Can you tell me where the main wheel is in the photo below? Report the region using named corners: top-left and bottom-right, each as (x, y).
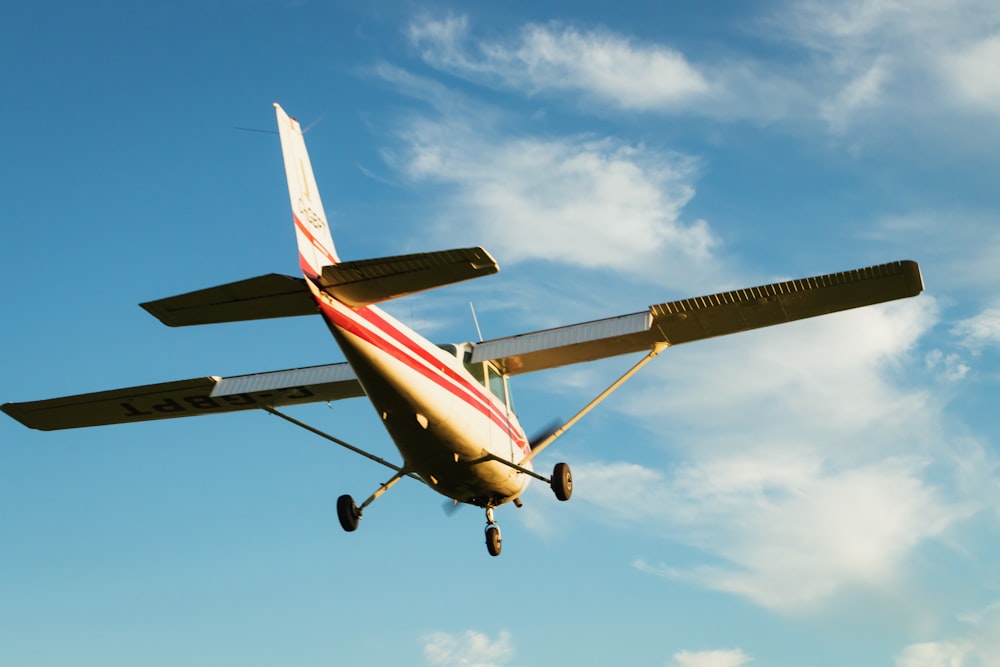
top-left (336, 494), bottom-right (361, 532)
top-left (551, 462), bottom-right (573, 501)
top-left (485, 525), bottom-right (502, 557)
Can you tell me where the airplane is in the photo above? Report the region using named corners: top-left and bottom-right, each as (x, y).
top-left (2, 103), bottom-right (926, 556)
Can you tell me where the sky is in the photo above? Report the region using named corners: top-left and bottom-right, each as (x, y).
top-left (2, 1), bottom-right (999, 665)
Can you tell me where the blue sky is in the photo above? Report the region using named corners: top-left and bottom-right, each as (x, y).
top-left (2, 1), bottom-right (999, 665)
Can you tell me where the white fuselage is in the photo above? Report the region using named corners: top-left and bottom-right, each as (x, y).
top-left (310, 283), bottom-right (532, 507)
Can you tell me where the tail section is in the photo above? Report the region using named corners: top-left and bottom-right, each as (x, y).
top-left (274, 103), bottom-right (339, 278)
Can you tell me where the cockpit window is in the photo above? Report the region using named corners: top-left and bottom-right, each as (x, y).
top-left (487, 363), bottom-right (506, 405)
top-left (462, 350), bottom-right (507, 406)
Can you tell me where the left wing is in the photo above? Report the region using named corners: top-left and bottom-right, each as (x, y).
top-left (472, 260), bottom-right (924, 375)
top-left (2, 363), bottom-right (363, 431)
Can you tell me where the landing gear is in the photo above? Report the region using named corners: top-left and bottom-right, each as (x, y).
top-left (485, 506), bottom-right (502, 557)
top-left (485, 525), bottom-right (502, 556)
top-left (551, 462), bottom-right (573, 501)
top-left (337, 494), bottom-right (361, 532)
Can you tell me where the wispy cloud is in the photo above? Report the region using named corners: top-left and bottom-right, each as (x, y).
top-left (765, 0), bottom-right (1000, 126)
top-left (941, 35), bottom-right (1000, 116)
top-left (895, 640), bottom-right (972, 667)
top-left (555, 301), bottom-right (984, 612)
top-left (423, 630), bottom-right (514, 667)
top-left (619, 452), bottom-right (967, 612)
top-left (671, 648), bottom-right (752, 667)
top-left (896, 601), bottom-right (1000, 666)
top-left (378, 103), bottom-right (717, 282)
top-left (405, 6), bottom-right (1000, 135)
top-left (953, 305), bottom-right (1000, 354)
top-left (408, 15), bottom-right (711, 112)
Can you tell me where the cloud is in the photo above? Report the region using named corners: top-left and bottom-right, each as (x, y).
top-left (896, 602), bottom-right (1000, 666)
top-left (557, 299), bottom-right (983, 612)
top-left (625, 300), bottom-right (937, 450)
top-left (819, 55), bottom-right (890, 133)
top-left (404, 7), bottom-right (1000, 136)
top-left (941, 35), bottom-right (1000, 116)
top-left (895, 641), bottom-right (971, 667)
top-left (671, 648), bottom-right (752, 667)
top-left (766, 0), bottom-right (1000, 125)
top-left (384, 113), bottom-right (716, 280)
top-left (953, 305), bottom-right (1000, 354)
top-left (423, 630), bottom-right (514, 667)
top-left (408, 16), bottom-right (711, 111)
top-left (620, 453), bottom-right (967, 612)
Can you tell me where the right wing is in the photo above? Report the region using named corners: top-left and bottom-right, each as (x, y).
top-left (2, 363), bottom-right (364, 431)
top-left (472, 260), bottom-right (924, 375)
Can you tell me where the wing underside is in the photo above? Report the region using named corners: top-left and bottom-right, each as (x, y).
top-left (2, 363), bottom-right (364, 431)
top-left (5, 260), bottom-right (923, 430)
top-left (472, 260), bottom-right (924, 374)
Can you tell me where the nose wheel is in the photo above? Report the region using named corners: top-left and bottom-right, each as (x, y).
top-left (485, 507), bottom-right (502, 557)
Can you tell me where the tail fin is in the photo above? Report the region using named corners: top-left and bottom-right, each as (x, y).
top-left (274, 103), bottom-right (339, 278)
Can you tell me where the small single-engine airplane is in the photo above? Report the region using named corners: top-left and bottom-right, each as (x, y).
top-left (3, 104), bottom-right (925, 556)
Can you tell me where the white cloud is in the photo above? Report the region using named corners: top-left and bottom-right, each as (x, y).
top-left (896, 641), bottom-right (971, 667)
top-left (556, 299), bottom-right (984, 612)
top-left (404, 7), bottom-right (1000, 135)
top-left (423, 630), bottom-right (513, 667)
top-left (625, 300), bottom-right (937, 451)
top-left (941, 35), bottom-right (1000, 116)
top-left (386, 115), bottom-right (716, 280)
top-left (409, 16), bottom-right (710, 111)
top-left (896, 603), bottom-right (1000, 666)
top-left (953, 305), bottom-right (1000, 354)
top-left (671, 648), bottom-right (752, 667)
top-left (925, 349), bottom-right (970, 382)
top-left (820, 55), bottom-right (890, 132)
top-left (767, 0), bottom-right (1000, 125)
top-left (619, 453), bottom-right (966, 612)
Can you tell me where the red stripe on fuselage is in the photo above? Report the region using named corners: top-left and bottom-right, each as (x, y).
top-left (315, 293), bottom-right (530, 454)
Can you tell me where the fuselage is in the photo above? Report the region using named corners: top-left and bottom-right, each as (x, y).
top-left (308, 281), bottom-right (532, 507)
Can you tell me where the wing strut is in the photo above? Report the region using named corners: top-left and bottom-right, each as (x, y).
top-left (518, 343), bottom-right (667, 465)
top-left (263, 407), bottom-right (423, 483)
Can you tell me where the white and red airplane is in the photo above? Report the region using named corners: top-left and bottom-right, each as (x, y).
top-left (3, 104), bottom-right (925, 556)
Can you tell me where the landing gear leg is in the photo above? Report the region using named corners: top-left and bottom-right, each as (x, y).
top-left (484, 506), bottom-right (502, 557)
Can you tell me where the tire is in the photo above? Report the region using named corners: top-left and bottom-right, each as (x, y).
top-left (551, 462), bottom-right (573, 501)
top-left (485, 525), bottom-right (502, 557)
top-left (337, 494), bottom-right (361, 532)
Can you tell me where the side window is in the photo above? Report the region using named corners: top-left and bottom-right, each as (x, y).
top-left (487, 364), bottom-right (507, 406)
top-left (463, 351), bottom-right (486, 385)
top-left (463, 351), bottom-right (507, 407)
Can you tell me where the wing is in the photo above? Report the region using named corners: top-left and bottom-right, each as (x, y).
top-left (472, 260), bottom-right (924, 375)
top-left (2, 363), bottom-right (364, 431)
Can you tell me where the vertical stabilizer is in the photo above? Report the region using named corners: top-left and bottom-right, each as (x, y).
top-left (274, 103), bottom-right (339, 278)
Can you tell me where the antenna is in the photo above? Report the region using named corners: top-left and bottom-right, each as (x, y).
top-left (469, 302), bottom-right (484, 343)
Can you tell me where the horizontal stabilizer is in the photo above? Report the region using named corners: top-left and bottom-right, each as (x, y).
top-left (141, 274), bottom-right (316, 327)
top-left (2, 363), bottom-right (363, 431)
top-left (319, 247), bottom-right (498, 307)
top-left (473, 260), bottom-right (924, 374)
